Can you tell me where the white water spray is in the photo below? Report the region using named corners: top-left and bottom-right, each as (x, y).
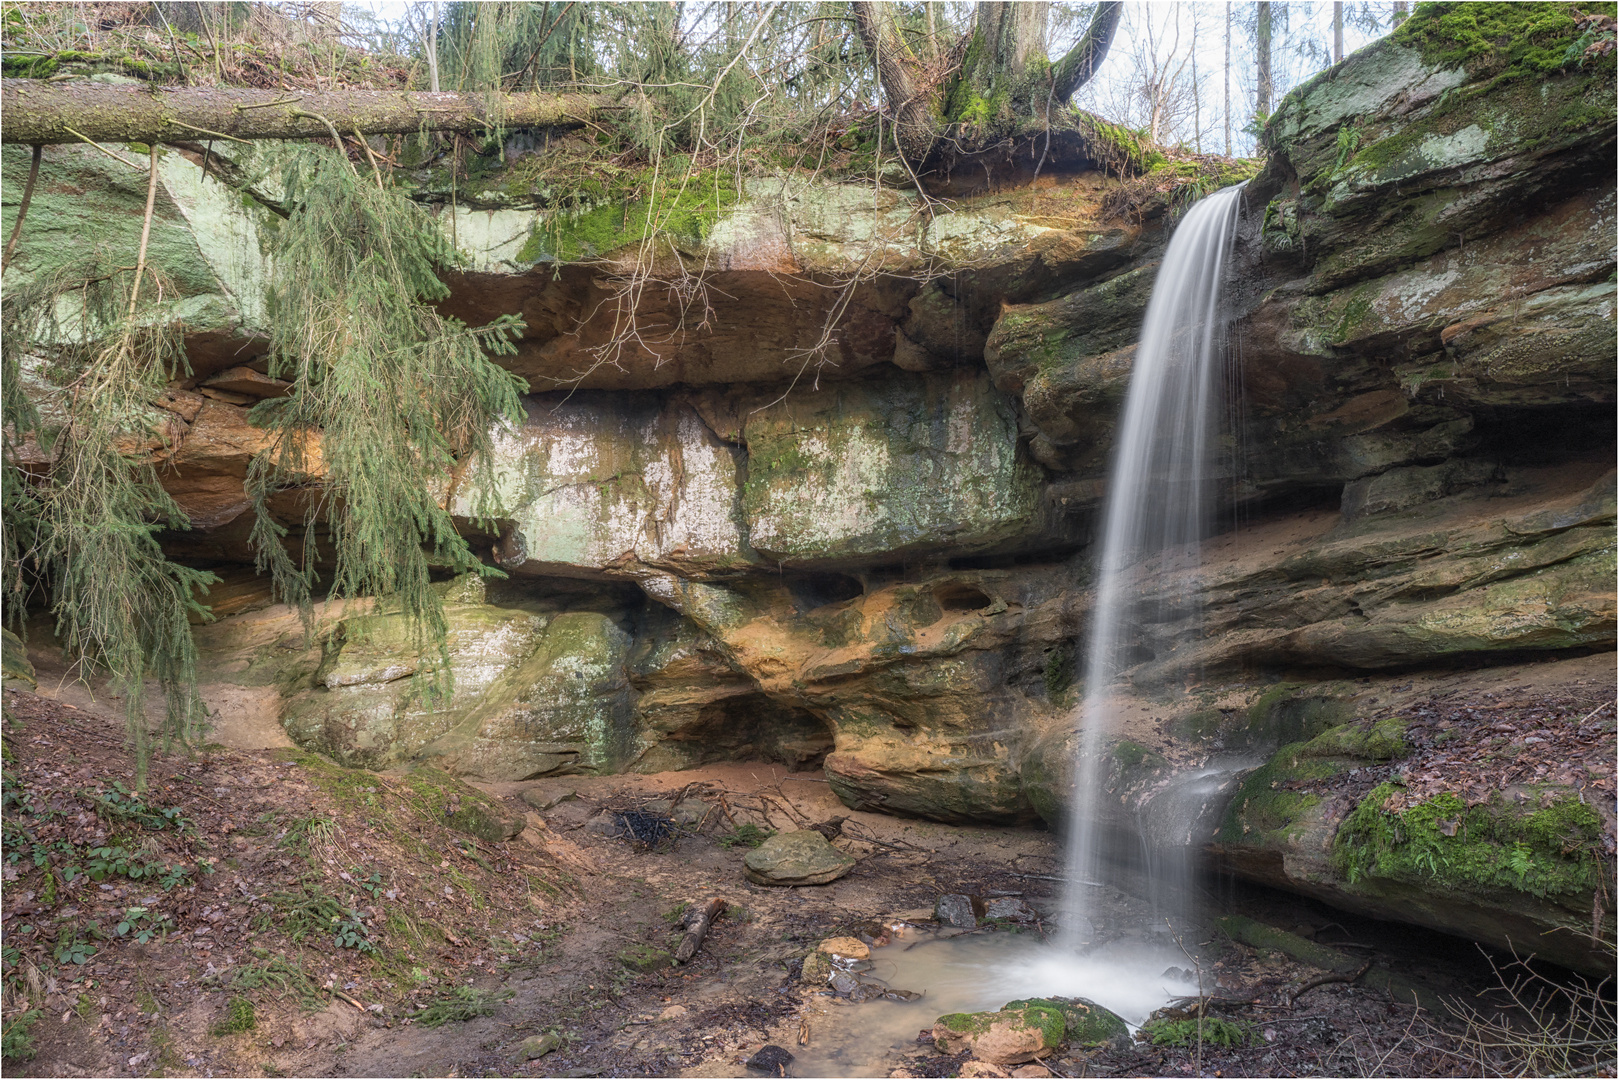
top-left (1060, 184), bottom-right (1246, 950)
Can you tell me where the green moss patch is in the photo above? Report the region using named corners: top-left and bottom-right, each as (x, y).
top-left (1393, 2), bottom-right (1617, 82)
top-left (518, 168), bottom-right (740, 263)
top-left (1333, 782), bottom-right (1608, 900)
top-left (1004, 997), bottom-right (1124, 1046)
top-left (616, 943), bottom-right (674, 973)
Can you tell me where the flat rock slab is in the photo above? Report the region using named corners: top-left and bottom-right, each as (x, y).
top-left (743, 829), bottom-right (856, 886)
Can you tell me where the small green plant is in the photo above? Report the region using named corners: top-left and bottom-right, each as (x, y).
top-left (346, 867), bottom-right (386, 899)
top-left (87, 781), bottom-right (191, 832)
top-left (113, 906), bottom-right (175, 944)
top-left (210, 996), bottom-right (256, 1036)
top-left (1141, 1016), bottom-right (1258, 1049)
top-left (332, 909), bottom-right (378, 954)
top-left (2, 1008), bottom-right (42, 1061)
top-left (717, 824), bottom-right (775, 849)
top-left (406, 986), bottom-right (513, 1028)
top-left (53, 929), bottom-right (98, 966)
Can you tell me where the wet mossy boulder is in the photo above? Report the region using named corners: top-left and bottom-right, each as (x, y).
top-left (932, 1003), bottom-right (1065, 1064)
top-left (1003, 997), bottom-right (1128, 1048)
top-left (1214, 715), bottom-right (1615, 975)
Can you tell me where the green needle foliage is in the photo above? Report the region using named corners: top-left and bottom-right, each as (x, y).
top-left (1, 258), bottom-right (216, 787)
top-left (245, 144), bottom-right (527, 678)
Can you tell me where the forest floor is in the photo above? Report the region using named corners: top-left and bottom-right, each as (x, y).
top-left (1, 657), bottom-right (1612, 1078)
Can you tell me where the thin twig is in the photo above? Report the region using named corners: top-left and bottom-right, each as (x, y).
top-left (164, 119), bottom-right (250, 144)
top-left (61, 127), bottom-right (145, 170)
top-left (2, 144), bottom-right (42, 273)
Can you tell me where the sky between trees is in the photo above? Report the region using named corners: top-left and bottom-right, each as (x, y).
top-left (342, 1), bottom-right (1404, 158)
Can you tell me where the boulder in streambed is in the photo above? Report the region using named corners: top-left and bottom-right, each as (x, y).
top-left (1003, 997), bottom-right (1128, 1048)
top-left (742, 829), bottom-right (855, 886)
top-left (932, 1003), bottom-right (1065, 1064)
top-left (935, 893), bottom-right (978, 927)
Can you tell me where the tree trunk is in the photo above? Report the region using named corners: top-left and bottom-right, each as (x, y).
top-left (852, 0), bottom-right (1121, 182)
top-left (0, 80), bottom-right (605, 145)
top-left (1333, 1), bottom-right (1344, 63)
top-left (428, 0), bottom-right (441, 93)
top-left (1051, 1), bottom-right (1123, 103)
top-left (1392, 2), bottom-right (1409, 26)
top-left (965, 1), bottom-right (1050, 96)
top-left (1255, 1), bottom-right (1273, 117)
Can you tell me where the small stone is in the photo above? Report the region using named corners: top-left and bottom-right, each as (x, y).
top-left (983, 897), bottom-right (1036, 923)
top-left (829, 971), bottom-right (861, 996)
top-left (744, 1044), bottom-right (794, 1076)
top-left (519, 1033), bottom-right (560, 1060)
top-left (521, 787), bottom-right (578, 811)
top-left (656, 1004), bottom-right (688, 1022)
top-left (742, 830), bottom-right (856, 886)
top-left (935, 894), bottom-right (977, 928)
top-left (1010, 1066), bottom-right (1052, 1078)
top-left (816, 936), bottom-right (870, 960)
top-left (960, 1063), bottom-right (1009, 1078)
top-left (800, 950), bottom-right (833, 985)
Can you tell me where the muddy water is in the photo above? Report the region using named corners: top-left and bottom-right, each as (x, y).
top-left (793, 930), bottom-right (1200, 1077)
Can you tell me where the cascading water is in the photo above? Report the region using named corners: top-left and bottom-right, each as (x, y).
top-left (1060, 184), bottom-right (1246, 950)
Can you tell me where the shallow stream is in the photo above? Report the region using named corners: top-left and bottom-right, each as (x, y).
top-left (793, 929), bottom-right (1201, 1077)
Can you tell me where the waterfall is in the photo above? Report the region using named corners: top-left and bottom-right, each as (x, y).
top-left (1060, 184), bottom-right (1245, 950)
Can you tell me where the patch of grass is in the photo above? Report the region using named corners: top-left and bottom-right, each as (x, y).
top-left (277, 814), bottom-right (335, 862)
top-left (406, 986), bottom-right (513, 1028)
top-left (228, 952), bottom-right (322, 1009)
top-left (253, 885), bottom-right (377, 953)
top-left (716, 823), bottom-right (775, 849)
top-left (210, 996), bottom-right (256, 1036)
top-left (1141, 1016), bottom-right (1258, 1049)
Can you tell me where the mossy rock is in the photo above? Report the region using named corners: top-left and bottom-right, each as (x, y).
top-left (1333, 782), bottom-right (1608, 902)
top-left (1, 629), bottom-right (35, 689)
top-left (401, 765), bottom-right (524, 843)
top-left (799, 950), bottom-right (832, 985)
top-left (616, 944), bottom-right (674, 973)
top-left (932, 1005), bottom-right (1065, 1064)
top-left (1003, 997), bottom-right (1126, 1047)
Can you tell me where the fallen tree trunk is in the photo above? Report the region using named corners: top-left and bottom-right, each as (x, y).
top-left (674, 896), bottom-right (726, 964)
top-left (0, 79), bottom-right (609, 145)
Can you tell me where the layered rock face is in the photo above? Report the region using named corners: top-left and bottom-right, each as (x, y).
top-left (4, 12), bottom-right (1613, 969)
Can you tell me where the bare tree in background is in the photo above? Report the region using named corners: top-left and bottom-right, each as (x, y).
top-left (1333, 1), bottom-right (1344, 62)
top-left (1224, 2), bottom-right (1232, 155)
top-left (1255, 0), bottom-right (1272, 116)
